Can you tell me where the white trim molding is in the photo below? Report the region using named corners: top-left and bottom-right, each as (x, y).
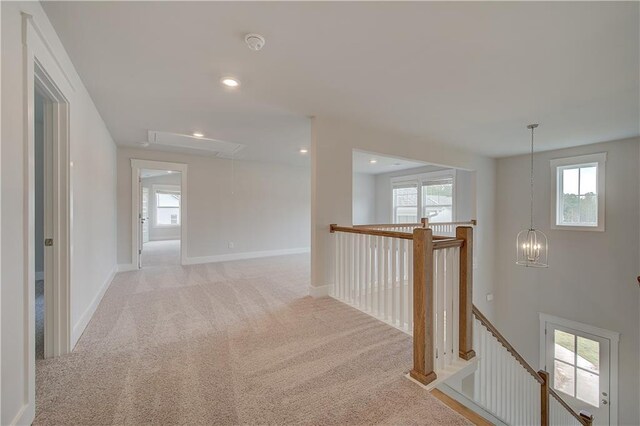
top-left (184, 247), bottom-right (310, 266)
top-left (308, 284), bottom-right (330, 298)
top-left (71, 266), bottom-right (117, 347)
top-left (550, 152), bottom-right (607, 232)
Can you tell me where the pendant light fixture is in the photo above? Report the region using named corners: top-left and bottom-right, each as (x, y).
top-left (516, 124), bottom-right (548, 268)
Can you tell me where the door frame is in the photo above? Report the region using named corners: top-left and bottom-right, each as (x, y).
top-left (539, 313), bottom-right (619, 425)
top-left (21, 11), bottom-right (73, 424)
top-left (130, 159), bottom-right (188, 268)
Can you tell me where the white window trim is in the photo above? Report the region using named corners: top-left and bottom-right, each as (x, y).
top-left (539, 313), bottom-right (619, 425)
top-left (390, 169), bottom-right (456, 223)
top-left (152, 184), bottom-right (181, 228)
top-left (550, 152), bottom-right (606, 232)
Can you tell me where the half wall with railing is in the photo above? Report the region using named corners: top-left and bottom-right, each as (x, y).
top-left (329, 219), bottom-right (592, 426)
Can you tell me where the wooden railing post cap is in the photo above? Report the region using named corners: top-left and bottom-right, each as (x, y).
top-left (329, 224), bottom-right (337, 233)
top-left (579, 411), bottom-right (594, 426)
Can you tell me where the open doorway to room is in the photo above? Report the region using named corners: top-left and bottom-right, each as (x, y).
top-left (140, 169), bottom-right (182, 267)
top-left (131, 160), bottom-right (188, 269)
top-left (352, 150), bottom-right (477, 229)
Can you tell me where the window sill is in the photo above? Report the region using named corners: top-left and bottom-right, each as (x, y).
top-left (551, 224), bottom-right (604, 232)
top-left (153, 224), bottom-right (181, 229)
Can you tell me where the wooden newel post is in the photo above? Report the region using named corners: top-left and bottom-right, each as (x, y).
top-left (420, 217), bottom-right (429, 228)
top-left (539, 370), bottom-right (550, 426)
top-left (456, 226), bottom-right (476, 360)
top-left (410, 227), bottom-right (437, 385)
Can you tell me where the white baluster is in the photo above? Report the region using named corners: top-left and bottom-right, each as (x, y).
top-left (399, 239), bottom-right (405, 331)
top-left (391, 238), bottom-right (398, 326)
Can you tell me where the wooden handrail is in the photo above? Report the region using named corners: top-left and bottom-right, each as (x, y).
top-left (353, 222), bottom-right (423, 229)
top-left (549, 388), bottom-right (593, 426)
top-left (472, 305), bottom-right (544, 384)
top-left (330, 224), bottom-right (414, 240)
top-left (330, 224), bottom-right (456, 241)
top-left (432, 238), bottom-right (464, 249)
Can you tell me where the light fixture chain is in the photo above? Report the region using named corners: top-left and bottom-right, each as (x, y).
top-left (530, 126), bottom-right (534, 229)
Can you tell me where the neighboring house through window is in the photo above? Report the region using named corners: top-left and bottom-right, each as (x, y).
top-left (391, 170), bottom-right (455, 224)
top-left (154, 185), bottom-right (181, 226)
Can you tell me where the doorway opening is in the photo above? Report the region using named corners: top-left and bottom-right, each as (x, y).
top-left (131, 160), bottom-right (188, 269)
top-left (540, 313), bottom-right (619, 426)
top-left (32, 63), bottom-right (72, 362)
top-left (140, 169), bottom-right (182, 267)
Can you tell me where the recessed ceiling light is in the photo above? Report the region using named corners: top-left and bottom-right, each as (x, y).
top-left (299, 148), bottom-right (308, 154)
top-left (167, 171), bottom-right (173, 174)
top-left (221, 77), bottom-right (240, 87)
top-left (369, 159), bottom-right (377, 164)
top-left (192, 132), bottom-right (204, 138)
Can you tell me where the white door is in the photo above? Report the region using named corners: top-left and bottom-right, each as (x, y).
top-left (142, 187), bottom-right (149, 244)
top-left (544, 321), bottom-right (611, 425)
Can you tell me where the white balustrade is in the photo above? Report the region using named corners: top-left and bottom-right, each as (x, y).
top-left (473, 317), bottom-right (541, 426)
top-left (550, 393), bottom-right (586, 426)
top-left (331, 230), bottom-right (461, 374)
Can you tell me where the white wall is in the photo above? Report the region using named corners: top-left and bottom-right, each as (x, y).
top-left (141, 174), bottom-right (182, 241)
top-left (1, 2), bottom-right (118, 423)
top-left (494, 137), bottom-right (640, 425)
top-left (117, 148), bottom-right (310, 265)
top-left (352, 172), bottom-right (376, 225)
top-left (311, 116), bottom-right (496, 314)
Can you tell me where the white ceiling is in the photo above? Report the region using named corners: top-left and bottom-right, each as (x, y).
top-left (353, 150), bottom-right (430, 175)
top-left (140, 169), bottom-right (177, 179)
top-left (42, 2), bottom-right (638, 163)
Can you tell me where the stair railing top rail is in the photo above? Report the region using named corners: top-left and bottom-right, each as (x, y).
top-left (330, 224), bottom-right (464, 248)
top-left (352, 218), bottom-right (477, 230)
top-left (472, 304), bottom-right (591, 426)
top-left (549, 388), bottom-right (594, 426)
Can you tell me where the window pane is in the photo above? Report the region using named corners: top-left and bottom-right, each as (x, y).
top-left (157, 207), bottom-right (180, 225)
top-left (157, 192), bottom-right (180, 207)
top-left (579, 194), bottom-right (597, 225)
top-left (393, 186), bottom-right (417, 223)
top-left (577, 336), bottom-right (599, 373)
top-left (576, 368), bottom-right (599, 407)
top-left (554, 330), bottom-right (575, 364)
top-left (562, 168), bottom-right (579, 195)
top-left (422, 179), bottom-right (453, 223)
top-left (580, 166), bottom-right (597, 195)
top-left (554, 360), bottom-right (575, 397)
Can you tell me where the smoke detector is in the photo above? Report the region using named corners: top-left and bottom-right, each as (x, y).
top-left (245, 33), bottom-right (265, 51)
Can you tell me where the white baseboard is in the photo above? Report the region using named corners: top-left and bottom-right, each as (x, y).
top-left (72, 265), bottom-right (117, 347)
top-left (117, 263), bottom-right (138, 272)
top-left (184, 247), bottom-right (310, 265)
top-left (309, 284), bottom-right (330, 298)
top-left (35, 270), bottom-right (44, 281)
top-left (10, 402), bottom-right (33, 426)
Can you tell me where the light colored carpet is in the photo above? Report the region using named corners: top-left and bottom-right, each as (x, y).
top-left (142, 239), bottom-right (181, 268)
top-left (36, 279), bottom-right (44, 360)
top-left (35, 254), bottom-right (469, 425)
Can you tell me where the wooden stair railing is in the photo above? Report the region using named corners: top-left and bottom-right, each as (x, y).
top-left (472, 305), bottom-right (593, 426)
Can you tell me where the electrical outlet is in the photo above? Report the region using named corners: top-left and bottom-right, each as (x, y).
top-left (228, 242), bottom-right (234, 249)
top-left (486, 293), bottom-right (494, 302)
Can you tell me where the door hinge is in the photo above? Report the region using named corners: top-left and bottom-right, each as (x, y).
top-left (44, 238), bottom-right (53, 247)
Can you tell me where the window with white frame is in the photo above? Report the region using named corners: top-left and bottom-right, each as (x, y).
top-left (392, 170), bottom-right (456, 224)
top-left (421, 176), bottom-right (454, 222)
top-left (392, 183), bottom-right (418, 224)
top-left (551, 153), bottom-right (606, 231)
top-left (155, 186), bottom-right (181, 226)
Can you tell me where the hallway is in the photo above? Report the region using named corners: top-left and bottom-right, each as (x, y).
top-left (142, 239), bottom-right (181, 268)
top-left (34, 254), bottom-right (468, 425)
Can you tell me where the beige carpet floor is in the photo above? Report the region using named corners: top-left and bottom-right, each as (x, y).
top-left (34, 254), bottom-right (470, 425)
top-left (142, 239), bottom-right (181, 268)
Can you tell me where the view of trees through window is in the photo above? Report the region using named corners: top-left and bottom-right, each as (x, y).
top-left (559, 165), bottom-right (597, 226)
